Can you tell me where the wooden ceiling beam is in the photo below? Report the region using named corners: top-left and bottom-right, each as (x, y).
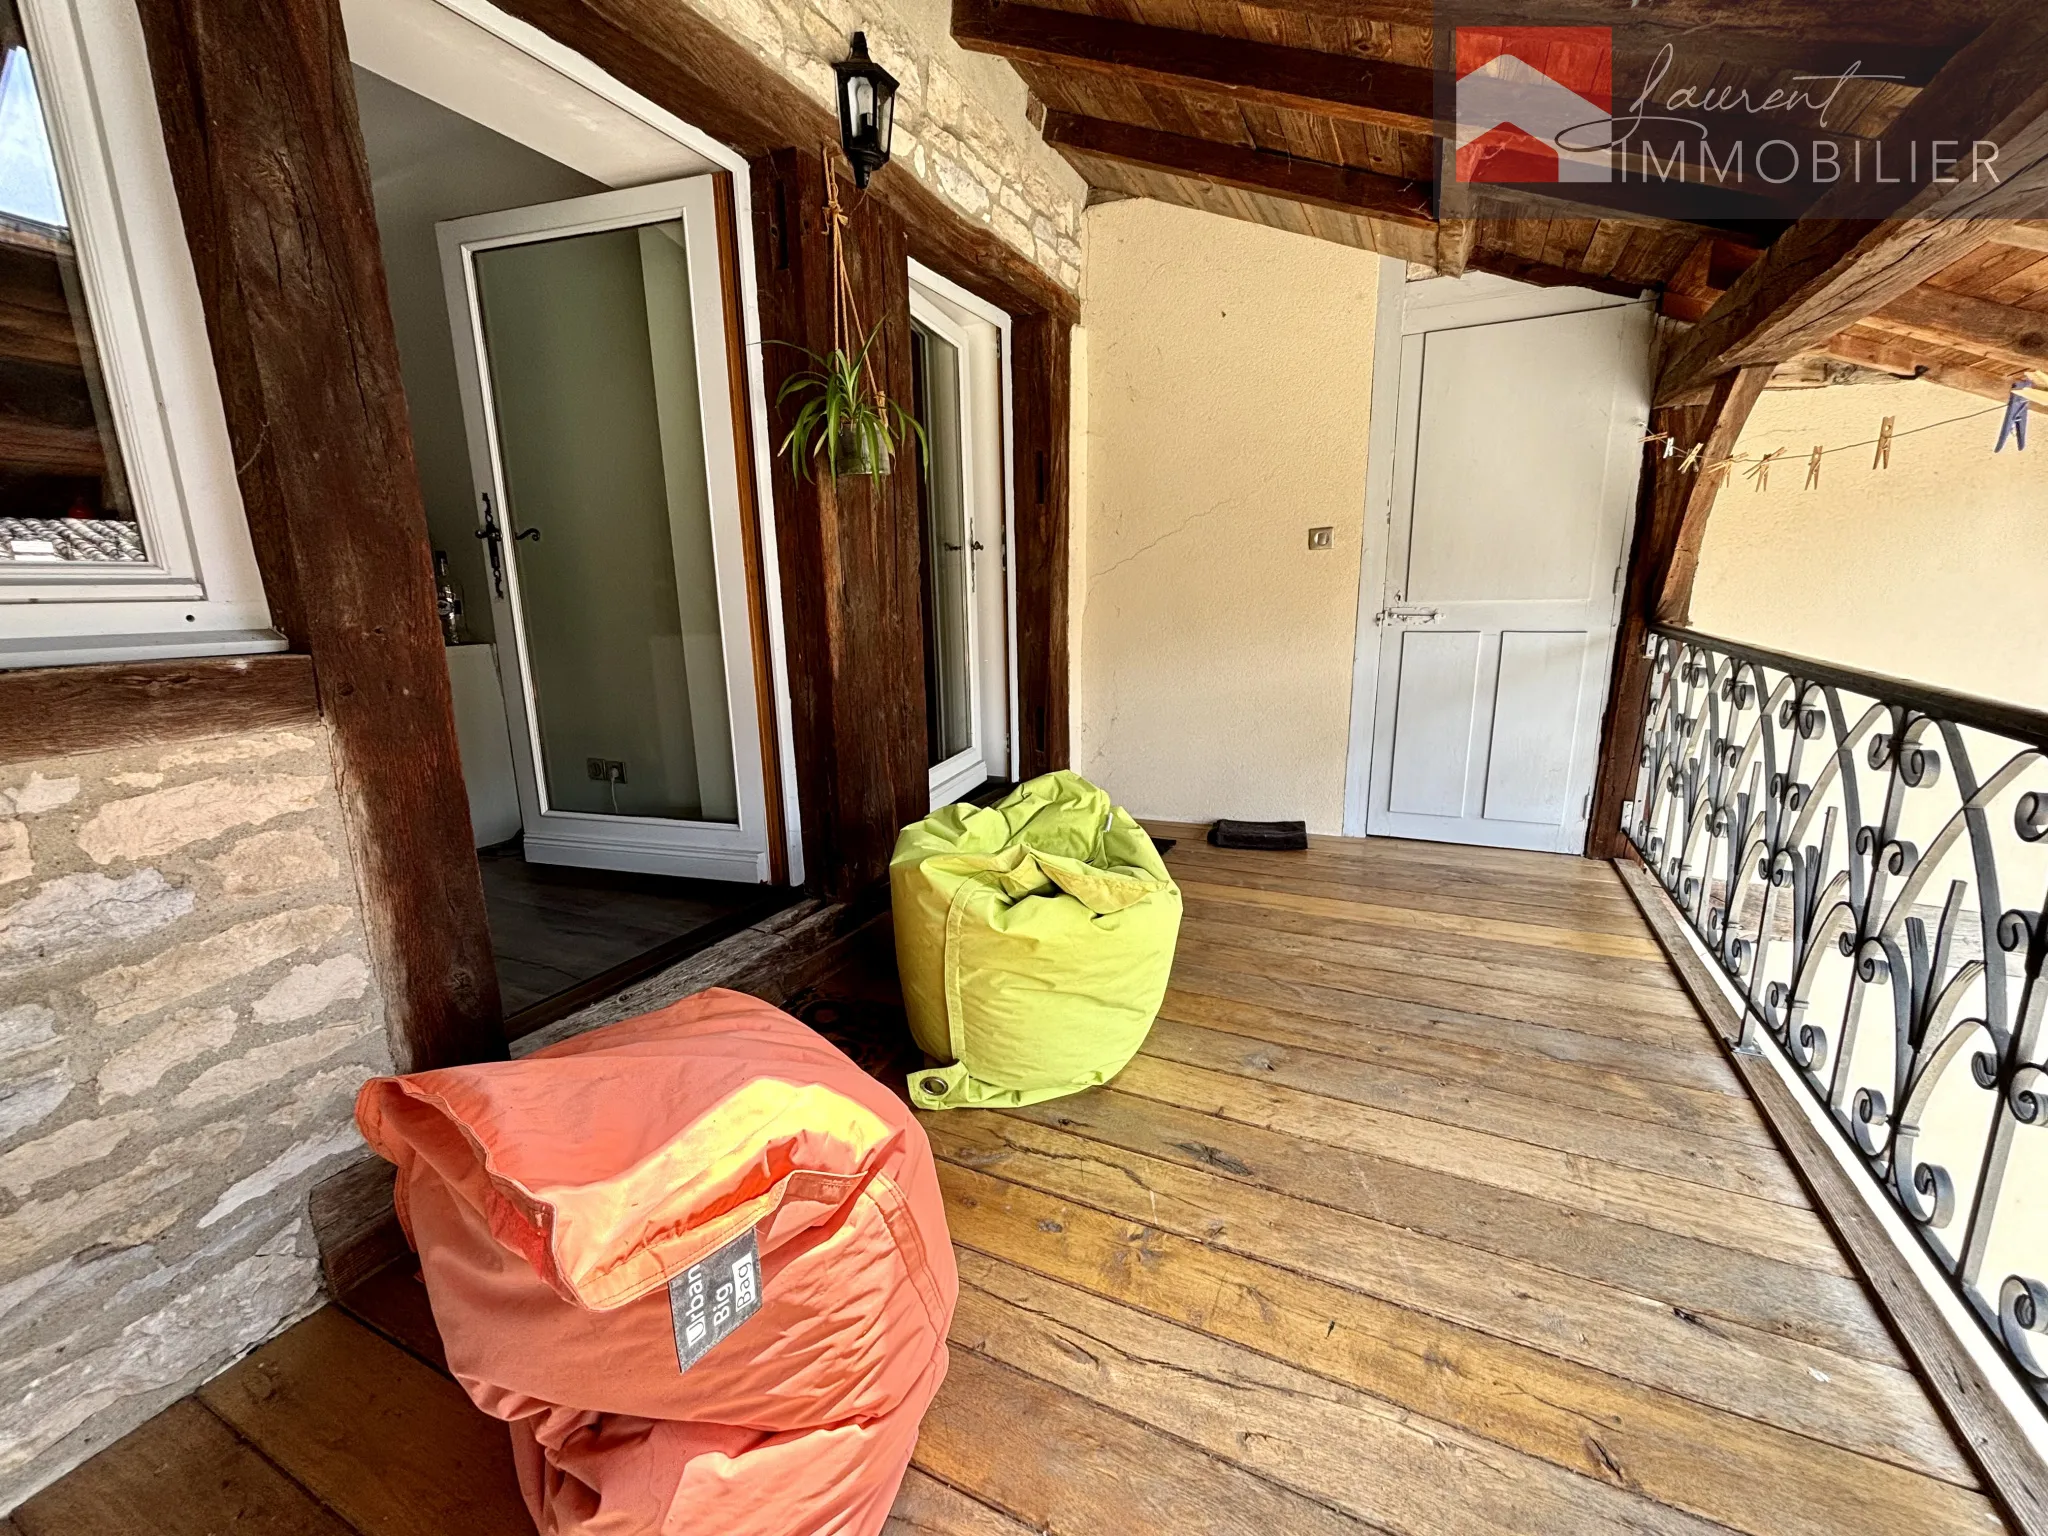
top-left (1654, 2), bottom-right (2048, 405)
top-left (1041, 112), bottom-right (1436, 230)
top-left (952, 1), bottom-right (1434, 136)
top-left (1864, 284), bottom-right (2048, 371)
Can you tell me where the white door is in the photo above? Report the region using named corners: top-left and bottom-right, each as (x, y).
top-left (438, 176), bottom-right (774, 881)
top-left (1364, 297), bottom-right (1652, 853)
top-left (911, 283), bottom-right (1012, 807)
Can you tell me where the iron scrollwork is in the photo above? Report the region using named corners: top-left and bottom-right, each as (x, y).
top-left (1627, 630), bottom-right (2048, 1410)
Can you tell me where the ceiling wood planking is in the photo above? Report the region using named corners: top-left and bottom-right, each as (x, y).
top-left (1864, 284), bottom-right (2048, 371)
top-left (1654, 1), bottom-right (2048, 404)
top-left (1042, 111), bottom-right (1436, 227)
top-left (952, 0), bottom-right (1435, 135)
top-left (1073, 151), bottom-right (1435, 260)
top-left (1815, 324), bottom-right (2036, 402)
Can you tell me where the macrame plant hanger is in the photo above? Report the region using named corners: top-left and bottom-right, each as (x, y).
top-left (823, 154), bottom-right (891, 447)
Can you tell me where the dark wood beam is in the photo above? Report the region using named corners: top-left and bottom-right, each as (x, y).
top-left (1866, 283), bottom-right (2048, 371)
top-left (1656, 365), bottom-right (1773, 625)
top-left (750, 149), bottom-right (929, 899)
top-left (1656, 3), bottom-right (2048, 405)
top-left (953, 0), bottom-right (1432, 137)
top-left (0, 654), bottom-right (317, 764)
top-left (139, 0), bottom-right (504, 1073)
top-left (1042, 111), bottom-right (1435, 230)
top-left (1011, 310), bottom-right (1070, 778)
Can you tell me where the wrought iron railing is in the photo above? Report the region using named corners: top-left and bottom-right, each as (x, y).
top-left (1626, 627), bottom-right (2048, 1410)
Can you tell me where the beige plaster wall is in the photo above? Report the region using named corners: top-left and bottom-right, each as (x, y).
top-left (1693, 378), bottom-right (2048, 711)
top-left (1071, 199), bottom-right (1379, 833)
top-left (688, 0), bottom-right (1086, 288)
top-left (0, 726), bottom-right (393, 1512)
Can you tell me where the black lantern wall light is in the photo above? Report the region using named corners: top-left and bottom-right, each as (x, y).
top-left (833, 32), bottom-right (898, 187)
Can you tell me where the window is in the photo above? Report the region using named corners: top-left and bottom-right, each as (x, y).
top-left (0, 0), bottom-right (278, 666)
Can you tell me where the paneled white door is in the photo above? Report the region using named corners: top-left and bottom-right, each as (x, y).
top-left (1364, 297), bottom-right (1652, 853)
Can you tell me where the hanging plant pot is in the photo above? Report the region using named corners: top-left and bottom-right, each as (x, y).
top-left (830, 427), bottom-right (892, 479)
top-left (774, 321), bottom-right (923, 483)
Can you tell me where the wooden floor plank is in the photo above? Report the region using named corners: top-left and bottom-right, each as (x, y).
top-left (925, 1119), bottom-right (1964, 1483)
top-left (1177, 886), bottom-right (1689, 989)
top-left (1173, 878), bottom-right (1664, 958)
top-left (11, 1398), bottom-right (353, 1536)
top-left (885, 1469), bottom-right (1041, 1534)
top-left (1172, 863), bottom-right (1658, 939)
top-left (1178, 903), bottom-right (1701, 1017)
top-left (1158, 984), bottom-right (1740, 1097)
top-left (911, 1347), bottom-right (1391, 1536)
top-left (1146, 1018), bottom-right (1811, 1204)
top-left (1176, 937), bottom-right (1714, 1049)
top-left (1110, 1052), bottom-right (1853, 1271)
top-left (1170, 953), bottom-right (1708, 1055)
top-left (1161, 964), bottom-right (1772, 1144)
top-left (1173, 847), bottom-right (1655, 927)
top-left (198, 1309), bottom-right (530, 1536)
top-left (934, 1159), bottom-right (2001, 1536)
top-left (1004, 1085), bottom-right (1901, 1362)
top-left (951, 1251), bottom-right (1741, 1536)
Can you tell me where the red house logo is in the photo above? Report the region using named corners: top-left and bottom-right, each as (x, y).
top-left (1454, 28), bottom-right (1612, 183)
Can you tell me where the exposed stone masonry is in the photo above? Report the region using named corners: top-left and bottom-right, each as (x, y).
top-left (0, 725), bottom-right (392, 1511)
top-left (690, 0), bottom-right (1087, 291)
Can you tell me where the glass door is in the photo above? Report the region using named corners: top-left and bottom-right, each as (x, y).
top-left (911, 284), bottom-right (1009, 806)
top-left (438, 176), bottom-right (773, 880)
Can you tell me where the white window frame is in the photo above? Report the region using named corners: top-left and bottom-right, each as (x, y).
top-left (0, 0), bottom-right (280, 667)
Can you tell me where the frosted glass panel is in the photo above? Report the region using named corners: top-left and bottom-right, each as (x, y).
top-left (473, 219), bottom-right (737, 823)
top-left (913, 320), bottom-right (972, 767)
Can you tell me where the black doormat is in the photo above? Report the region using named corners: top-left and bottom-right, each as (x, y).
top-left (1208, 819), bottom-right (1308, 851)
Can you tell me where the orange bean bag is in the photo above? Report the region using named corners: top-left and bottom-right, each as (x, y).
top-left (354, 988), bottom-right (956, 1536)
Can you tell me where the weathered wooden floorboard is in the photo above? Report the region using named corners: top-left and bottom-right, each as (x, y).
top-left (1109, 1051), bottom-right (1851, 1271)
top-left (1002, 1085), bottom-right (1900, 1361)
top-left (948, 1253), bottom-right (1739, 1536)
top-left (198, 1310), bottom-right (530, 1536)
top-left (924, 1120), bottom-right (1965, 1483)
top-left (1145, 1018), bottom-right (1810, 1203)
top-left (910, 1347), bottom-right (1390, 1536)
top-left (932, 1159), bottom-right (2001, 1536)
top-left (10, 1399), bottom-right (353, 1536)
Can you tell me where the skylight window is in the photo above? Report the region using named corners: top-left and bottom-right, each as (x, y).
top-left (0, 40), bottom-right (65, 230)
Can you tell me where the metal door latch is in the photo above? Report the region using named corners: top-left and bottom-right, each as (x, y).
top-left (1375, 604), bottom-right (1443, 626)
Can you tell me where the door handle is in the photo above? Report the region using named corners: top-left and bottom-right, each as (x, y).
top-left (1376, 604), bottom-right (1442, 626)
top-left (476, 492), bottom-right (506, 599)
top-left (514, 527), bottom-right (541, 543)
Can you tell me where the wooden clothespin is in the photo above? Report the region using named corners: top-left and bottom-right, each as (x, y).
top-left (1679, 442), bottom-right (1703, 472)
top-left (1804, 445), bottom-right (1823, 489)
top-left (1745, 448), bottom-right (1781, 491)
top-left (1873, 415), bottom-right (1894, 470)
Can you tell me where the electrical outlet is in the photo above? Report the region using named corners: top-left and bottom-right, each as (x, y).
top-left (586, 758), bottom-right (627, 784)
top-left (1307, 526), bottom-right (1333, 550)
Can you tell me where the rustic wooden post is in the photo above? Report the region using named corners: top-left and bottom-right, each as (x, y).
top-left (137, 0), bottom-right (504, 1069)
top-left (752, 148), bottom-right (930, 898)
top-left (1011, 312), bottom-right (1072, 779)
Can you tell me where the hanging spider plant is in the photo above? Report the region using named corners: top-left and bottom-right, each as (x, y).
top-left (775, 323), bottom-right (925, 481)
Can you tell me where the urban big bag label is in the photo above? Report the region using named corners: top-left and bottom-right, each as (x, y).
top-left (668, 1226), bottom-right (762, 1373)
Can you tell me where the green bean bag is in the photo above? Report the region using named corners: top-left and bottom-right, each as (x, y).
top-left (891, 771), bottom-right (1181, 1111)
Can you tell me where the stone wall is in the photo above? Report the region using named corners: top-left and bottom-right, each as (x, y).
top-left (0, 724), bottom-right (392, 1511)
top-left (691, 0), bottom-right (1087, 291)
